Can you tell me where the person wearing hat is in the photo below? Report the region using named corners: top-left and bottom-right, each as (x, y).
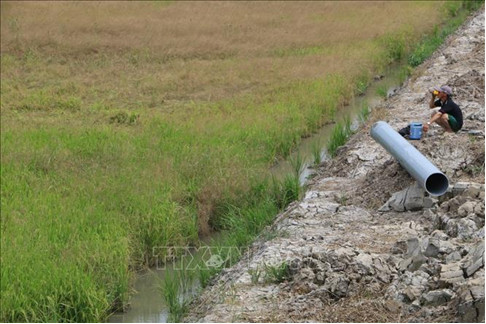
top-left (423, 85), bottom-right (463, 133)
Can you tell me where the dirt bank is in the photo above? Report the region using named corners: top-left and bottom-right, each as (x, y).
top-left (185, 9), bottom-right (485, 323)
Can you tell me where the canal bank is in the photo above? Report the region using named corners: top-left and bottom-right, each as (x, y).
top-left (184, 8), bottom-right (485, 323)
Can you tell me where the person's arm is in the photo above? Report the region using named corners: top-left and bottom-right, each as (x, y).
top-left (429, 92), bottom-right (437, 108)
top-left (423, 111), bottom-right (443, 132)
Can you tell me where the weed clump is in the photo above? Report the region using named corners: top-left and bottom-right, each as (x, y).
top-left (159, 271), bottom-right (192, 323)
top-left (15, 92), bottom-right (82, 111)
top-left (327, 116), bottom-right (353, 157)
top-left (109, 111), bottom-right (140, 125)
top-left (263, 262), bottom-right (291, 284)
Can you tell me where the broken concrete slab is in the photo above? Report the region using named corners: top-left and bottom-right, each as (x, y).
top-left (381, 184), bottom-right (426, 212)
top-left (457, 218), bottom-right (479, 240)
top-left (421, 289), bottom-right (453, 306)
top-left (404, 184), bottom-right (426, 211)
top-left (457, 284), bottom-right (485, 322)
top-left (462, 243), bottom-right (485, 278)
top-left (424, 238), bottom-right (440, 258)
top-left (439, 262), bottom-right (465, 286)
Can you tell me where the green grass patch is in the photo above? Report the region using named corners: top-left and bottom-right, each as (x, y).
top-left (159, 270), bottom-right (192, 323)
top-left (14, 90), bottom-right (82, 111)
top-left (311, 140), bottom-right (323, 166)
top-left (248, 267), bottom-right (264, 284)
top-left (379, 30), bottom-right (411, 64)
top-left (375, 85), bottom-right (388, 98)
top-left (408, 0), bottom-right (483, 67)
top-left (263, 262), bottom-right (291, 284)
top-left (358, 102), bottom-right (371, 124)
top-left (327, 116), bottom-right (353, 158)
top-left (354, 69), bottom-right (372, 96)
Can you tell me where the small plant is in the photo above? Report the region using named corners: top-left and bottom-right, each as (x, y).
top-left (270, 174), bottom-right (301, 210)
top-left (289, 153), bottom-right (305, 178)
top-left (356, 80), bottom-right (368, 95)
top-left (355, 71), bottom-right (371, 95)
top-left (344, 115), bottom-right (352, 133)
top-left (397, 65), bottom-right (412, 84)
top-left (159, 271), bottom-right (189, 322)
top-left (23, 47), bottom-right (39, 63)
top-left (461, 0), bottom-right (483, 11)
top-left (197, 266), bottom-right (215, 289)
top-left (196, 246), bottom-right (228, 288)
top-left (462, 157), bottom-right (485, 177)
top-left (282, 174), bottom-right (301, 206)
top-left (58, 96), bottom-right (82, 111)
top-left (311, 140), bottom-right (323, 166)
top-left (160, 272), bottom-right (181, 319)
top-left (337, 192), bottom-right (348, 205)
top-left (177, 259), bottom-right (197, 293)
top-left (263, 262), bottom-right (291, 283)
top-left (380, 33), bottom-right (407, 63)
top-left (90, 102), bottom-right (110, 111)
top-left (248, 267), bottom-right (263, 284)
top-left (444, 0), bottom-right (461, 17)
top-left (327, 116), bottom-right (353, 157)
top-left (358, 103), bottom-right (370, 123)
top-left (278, 230), bottom-right (290, 238)
top-left (375, 85), bottom-right (388, 98)
top-left (109, 111), bottom-right (140, 125)
top-left (468, 134), bottom-right (477, 143)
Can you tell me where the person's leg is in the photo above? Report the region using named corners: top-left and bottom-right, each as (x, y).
top-left (430, 107), bottom-right (440, 118)
top-left (448, 115), bottom-right (459, 132)
top-left (436, 113), bottom-right (453, 132)
top-left (431, 111), bottom-right (449, 130)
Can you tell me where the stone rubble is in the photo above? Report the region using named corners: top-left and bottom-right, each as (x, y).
top-left (185, 9), bottom-right (485, 323)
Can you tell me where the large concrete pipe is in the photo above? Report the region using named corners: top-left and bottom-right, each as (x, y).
top-left (370, 121), bottom-right (449, 196)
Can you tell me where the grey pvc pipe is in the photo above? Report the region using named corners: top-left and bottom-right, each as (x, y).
top-left (370, 121), bottom-right (449, 196)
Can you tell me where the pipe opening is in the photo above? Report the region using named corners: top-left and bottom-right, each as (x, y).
top-left (425, 173), bottom-right (449, 196)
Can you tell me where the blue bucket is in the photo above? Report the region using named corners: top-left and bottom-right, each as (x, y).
top-left (409, 122), bottom-right (423, 140)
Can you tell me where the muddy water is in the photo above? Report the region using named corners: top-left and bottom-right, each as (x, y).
top-left (109, 265), bottom-right (200, 323)
top-left (109, 269), bottom-right (171, 323)
top-left (109, 65), bottom-right (403, 323)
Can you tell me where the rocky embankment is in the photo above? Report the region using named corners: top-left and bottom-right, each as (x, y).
top-left (185, 10), bottom-right (485, 323)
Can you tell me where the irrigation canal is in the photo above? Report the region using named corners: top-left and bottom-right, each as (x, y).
top-left (109, 64), bottom-right (404, 323)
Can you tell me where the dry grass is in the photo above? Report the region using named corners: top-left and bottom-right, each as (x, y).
top-left (1, 2), bottom-right (437, 53)
top-left (1, 1), bottom-right (441, 106)
top-left (313, 291), bottom-right (405, 323)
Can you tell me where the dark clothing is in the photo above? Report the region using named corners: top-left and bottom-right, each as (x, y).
top-left (434, 98), bottom-right (463, 131)
top-left (447, 114), bottom-right (460, 132)
top-left (398, 125), bottom-right (410, 137)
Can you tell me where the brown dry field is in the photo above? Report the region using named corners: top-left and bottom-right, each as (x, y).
top-left (1, 1), bottom-right (441, 108)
